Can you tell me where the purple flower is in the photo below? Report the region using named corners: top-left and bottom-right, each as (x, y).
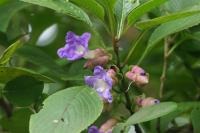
top-left (85, 66), bottom-right (113, 103)
top-left (57, 31), bottom-right (91, 60)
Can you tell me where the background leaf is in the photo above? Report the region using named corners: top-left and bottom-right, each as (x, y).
top-left (138, 13), bottom-right (200, 64)
top-left (127, 0), bottom-right (167, 27)
top-left (0, 1), bottom-right (29, 32)
top-left (135, 5), bottom-right (200, 30)
top-left (0, 67), bottom-right (53, 83)
top-left (0, 108), bottom-right (33, 133)
top-left (115, 0), bottom-right (139, 38)
top-left (29, 86), bottom-right (103, 133)
top-left (70, 0), bottom-right (105, 20)
top-left (0, 39), bottom-right (23, 66)
top-left (20, 0), bottom-right (92, 26)
top-left (17, 45), bottom-right (67, 79)
top-left (125, 102), bottom-right (177, 126)
top-left (3, 75), bottom-right (44, 106)
top-left (191, 108), bottom-right (200, 133)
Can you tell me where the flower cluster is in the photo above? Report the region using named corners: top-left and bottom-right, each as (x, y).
top-left (57, 32), bottom-right (114, 103)
top-left (57, 32), bottom-right (160, 133)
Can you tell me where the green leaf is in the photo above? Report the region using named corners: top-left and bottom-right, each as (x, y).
top-left (191, 108), bottom-right (200, 133)
top-left (3, 75), bottom-right (44, 106)
top-left (0, 66), bottom-right (53, 83)
top-left (98, 0), bottom-right (116, 34)
top-left (20, 0), bottom-right (92, 26)
top-left (0, 1), bottom-right (29, 32)
top-left (127, 0), bottom-right (167, 26)
top-left (125, 102), bottom-right (177, 126)
top-left (29, 86), bottom-right (103, 133)
top-left (177, 102), bottom-right (200, 112)
top-left (163, 0), bottom-right (200, 13)
top-left (136, 5), bottom-right (200, 30)
top-left (138, 13), bottom-right (200, 64)
top-left (17, 45), bottom-right (67, 78)
top-left (1, 108), bottom-right (33, 133)
top-left (0, 39), bottom-right (23, 66)
top-left (70, 0), bottom-right (104, 20)
top-left (115, 0), bottom-right (139, 38)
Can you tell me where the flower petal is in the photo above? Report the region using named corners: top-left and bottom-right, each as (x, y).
top-left (85, 76), bottom-right (97, 87)
top-left (88, 126), bottom-right (99, 133)
top-left (66, 31), bottom-right (77, 44)
top-left (93, 66), bottom-right (107, 77)
top-left (80, 32), bottom-right (91, 47)
top-left (57, 47), bottom-right (68, 58)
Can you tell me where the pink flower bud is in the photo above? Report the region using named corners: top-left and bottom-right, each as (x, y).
top-left (84, 49), bottom-right (111, 69)
top-left (99, 118), bottom-right (118, 133)
top-left (107, 69), bottom-right (118, 85)
top-left (125, 65), bottom-right (149, 87)
top-left (136, 97), bottom-right (160, 107)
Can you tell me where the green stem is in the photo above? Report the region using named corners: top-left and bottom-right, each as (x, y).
top-left (112, 37), bottom-right (133, 114)
top-left (159, 37), bottom-right (169, 99)
top-left (167, 38), bottom-right (187, 56)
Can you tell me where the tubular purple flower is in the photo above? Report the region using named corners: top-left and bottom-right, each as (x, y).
top-left (57, 31), bottom-right (91, 60)
top-left (85, 66), bottom-right (113, 103)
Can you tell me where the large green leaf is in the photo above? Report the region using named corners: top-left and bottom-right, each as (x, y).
top-left (1, 108), bottom-right (33, 133)
top-left (0, 66), bottom-right (53, 83)
top-left (136, 5), bottom-right (200, 30)
top-left (29, 86), bottom-right (103, 133)
top-left (138, 13), bottom-right (200, 64)
top-left (125, 102), bottom-right (177, 126)
top-left (20, 0), bottom-right (92, 26)
top-left (0, 39), bottom-right (23, 66)
top-left (3, 75), bottom-right (44, 106)
top-left (70, 0), bottom-right (104, 20)
top-left (0, 1), bottom-right (29, 32)
top-left (127, 0), bottom-right (168, 27)
top-left (191, 108), bottom-right (200, 133)
top-left (115, 0), bottom-right (139, 38)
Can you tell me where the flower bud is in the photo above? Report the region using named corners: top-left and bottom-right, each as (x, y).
top-left (84, 49), bottom-right (111, 69)
top-left (125, 65), bottom-right (149, 87)
top-left (136, 97), bottom-right (160, 107)
top-left (107, 69), bottom-right (118, 85)
top-left (99, 118), bottom-right (118, 133)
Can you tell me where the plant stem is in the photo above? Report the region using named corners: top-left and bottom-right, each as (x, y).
top-left (0, 97), bottom-right (13, 117)
top-left (159, 37), bottom-right (169, 99)
top-left (112, 37), bottom-right (133, 113)
top-left (112, 36), bottom-right (142, 133)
